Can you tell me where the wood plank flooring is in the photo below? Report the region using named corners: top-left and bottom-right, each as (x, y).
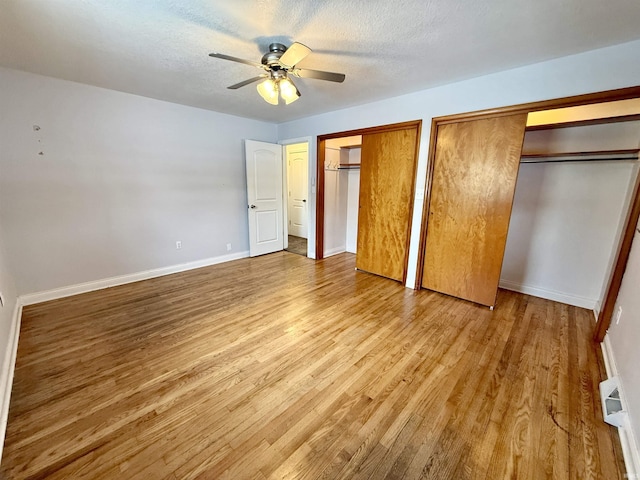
top-left (1, 252), bottom-right (624, 479)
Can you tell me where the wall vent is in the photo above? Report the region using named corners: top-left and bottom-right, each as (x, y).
top-left (600, 376), bottom-right (627, 428)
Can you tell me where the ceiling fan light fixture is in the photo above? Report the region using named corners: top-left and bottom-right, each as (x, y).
top-left (257, 78), bottom-right (279, 105)
top-left (210, 41), bottom-right (346, 106)
top-left (279, 77), bottom-right (300, 105)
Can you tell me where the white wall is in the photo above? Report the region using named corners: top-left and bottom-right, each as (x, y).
top-left (0, 67), bottom-right (277, 295)
top-left (607, 223), bottom-right (640, 474)
top-left (345, 148), bottom-right (361, 254)
top-left (346, 169), bottom-right (360, 254)
top-left (501, 161), bottom-right (637, 308)
top-left (521, 122), bottom-right (640, 154)
top-left (0, 223), bottom-right (19, 457)
top-left (277, 39), bottom-right (640, 287)
top-left (500, 122), bottom-right (640, 309)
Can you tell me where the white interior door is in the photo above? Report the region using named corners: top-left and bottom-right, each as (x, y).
top-left (286, 144), bottom-right (309, 238)
top-left (245, 140), bottom-right (284, 257)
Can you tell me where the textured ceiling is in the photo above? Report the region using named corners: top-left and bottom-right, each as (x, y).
top-left (2, 0), bottom-right (640, 123)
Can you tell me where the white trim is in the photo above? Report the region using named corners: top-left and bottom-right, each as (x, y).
top-left (601, 334), bottom-right (640, 478)
top-left (619, 424), bottom-right (640, 479)
top-left (278, 136), bottom-right (313, 147)
top-left (499, 279), bottom-right (596, 309)
top-left (594, 300), bottom-right (602, 320)
top-left (324, 246), bottom-right (346, 258)
top-left (0, 300), bottom-right (23, 461)
top-left (282, 141), bottom-right (310, 252)
top-left (20, 251), bottom-right (250, 306)
top-left (282, 144), bottom-right (289, 251)
top-left (601, 334), bottom-right (617, 379)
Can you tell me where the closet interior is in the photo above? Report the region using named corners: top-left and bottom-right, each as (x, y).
top-left (321, 121), bottom-right (420, 283)
top-left (421, 97), bottom-right (640, 311)
top-left (503, 104), bottom-right (640, 312)
top-left (323, 135), bottom-right (361, 257)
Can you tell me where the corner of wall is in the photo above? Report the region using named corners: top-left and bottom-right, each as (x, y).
top-left (0, 248), bottom-right (255, 463)
top-left (498, 279), bottom-right (597, 309)
top-left (20, 251), bottom-right (250, 306)
top-left (0, 299), bottom-right (23, 462)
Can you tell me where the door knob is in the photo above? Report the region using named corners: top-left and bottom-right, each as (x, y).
top-left (249, 205), bottom-right (257, 209)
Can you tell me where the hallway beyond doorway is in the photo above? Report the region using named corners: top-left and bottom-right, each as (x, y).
top-left (286, 235), bottom-right (307, 256)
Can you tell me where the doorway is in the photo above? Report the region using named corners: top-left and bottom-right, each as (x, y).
top-left (323, 135), bottom-right (362, 258)
top-left (284, 142), bottom-right (309, 257)
top-left (316, 121), bottom-right (421, 283)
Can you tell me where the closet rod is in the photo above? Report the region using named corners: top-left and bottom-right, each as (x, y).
top-left (520, 149), bottom-right (639, 164)
top-left (521, 157), bottom-right (638, 164)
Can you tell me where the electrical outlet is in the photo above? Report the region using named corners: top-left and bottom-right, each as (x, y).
top-left (226, 243), bottom-right (232, 251)
top-left (176, 241), bottom-right (182, 250)
top-left (615, 306), bottom-right (623, 325)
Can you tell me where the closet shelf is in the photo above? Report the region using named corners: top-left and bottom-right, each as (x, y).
top-left (520, 149), bottom-right (639, 164)
top-left (525, 113), bottom-right (640, 131)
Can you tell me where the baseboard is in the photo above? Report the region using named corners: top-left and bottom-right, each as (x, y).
top-left (601, 334), bottom-right (617, 379)
top-left (324, 246), bottom-right (346, 258)
top-left (499, 279), bottom-right (596, 309)
top-left (0, 300), bottom-right (23, 462)
top-left (20, 251), bottom-right (250, 306)
top-left (601, 334), bottom-right (640, 477)
top-left (594, 300), bottom-right (602, 319)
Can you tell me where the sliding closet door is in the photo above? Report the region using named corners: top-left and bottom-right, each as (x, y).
top-left (422, 114), bottom-right (527, 306)
top-left (356, 126), bottom-right (419, 282)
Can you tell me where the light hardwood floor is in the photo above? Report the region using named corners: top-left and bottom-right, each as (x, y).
top-left (1, 252), bottom-right (624, 479)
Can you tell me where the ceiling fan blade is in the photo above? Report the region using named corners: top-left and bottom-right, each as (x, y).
top-left (279, 42), bottom-right (311, 69)
top-left (227, 75), bottom-right (267, 90)
top-left (291, 68), bottom-right (346, 83)
top-left (209, 53), bottom-right (265, 69)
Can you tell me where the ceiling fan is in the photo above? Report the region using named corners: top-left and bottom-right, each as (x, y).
top-left (208, 42), bottom-right (346, 105)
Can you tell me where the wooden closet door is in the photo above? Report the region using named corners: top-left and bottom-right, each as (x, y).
top-left (356, 127), bottom-right (419, 282)
top-left (421, 114), bottom-right (527, 306)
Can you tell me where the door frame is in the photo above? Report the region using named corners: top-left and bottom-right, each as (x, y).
top-left (279, 137), bottom-right (312, 257)
top-left (415, 85), bottom-right (640, 342)
top-left (284, 142), bottom-right (310, 241)
top-left (316, 120), bottom-right (422, 282)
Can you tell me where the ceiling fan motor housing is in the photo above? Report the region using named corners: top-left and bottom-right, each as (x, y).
top-left (262, 43), bottom-right (288, 69)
